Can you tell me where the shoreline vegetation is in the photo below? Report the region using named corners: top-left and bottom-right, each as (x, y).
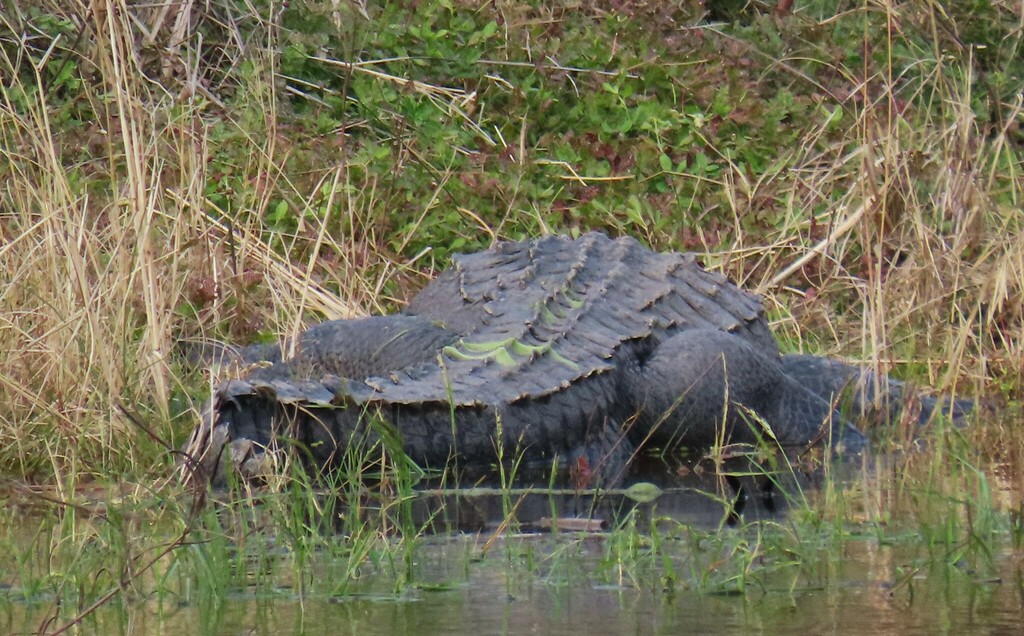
top-left (1, 1), bottom-right (1022, 633)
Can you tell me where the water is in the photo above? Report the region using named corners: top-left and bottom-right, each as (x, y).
top-left (5, 536), bottom-right (1021, 635)
top-left (3, 449), bottom-right (1023, 635)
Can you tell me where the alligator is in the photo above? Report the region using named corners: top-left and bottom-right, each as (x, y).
top-left (181, 232), bottom-right (973, 486)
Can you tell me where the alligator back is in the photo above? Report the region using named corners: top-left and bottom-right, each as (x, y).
top-left (365, 232), bottom-right (775, 407)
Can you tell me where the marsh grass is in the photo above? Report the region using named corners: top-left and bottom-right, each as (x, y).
top-left (0, 426), bottom-right (1018, 630)
top-left (1, 0), bottom-right (1023, 632)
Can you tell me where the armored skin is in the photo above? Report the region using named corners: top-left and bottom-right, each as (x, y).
top-left (181, 232), bottom-right (970, 485)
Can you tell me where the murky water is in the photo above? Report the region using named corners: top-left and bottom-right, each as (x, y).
top-left (4, 535), bottom-right (1022, 635)
top-left (3, 448), bottom-right (1023, 635)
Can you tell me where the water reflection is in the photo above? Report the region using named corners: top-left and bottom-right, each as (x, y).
top-left (407, 451), bottom-right (808, 534)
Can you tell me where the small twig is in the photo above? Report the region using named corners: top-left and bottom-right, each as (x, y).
top-left (705, 25), bottom-right (844, 104)
top-left (42, 530), bottom-right (192, 636)
top-left (769, 195), bottom-right (873, 288)
top-left (309, 54), bottom-right (467, 99)
top-left (116, 402), bottom-right (199, 479)
top-left (41, 7), bottom-right (91, 99)
top-left (116, 402), bottom-right (177, 455)
top-left (116, 403), bottom-right (209, 515)
top-left (475, 57), bottom-right (640, 79)
top-left (0, 477), bottom-right (95, 516)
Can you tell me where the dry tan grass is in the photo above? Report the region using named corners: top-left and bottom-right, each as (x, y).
top-left (0, 1), bottom-right (383, 480)
top-left (704, 21), bottom-right (1022, 403)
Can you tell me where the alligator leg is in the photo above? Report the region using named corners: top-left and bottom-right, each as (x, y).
top-left (562, 418), bottom-right (635, 488)
top-left (629, 329), bottom-right (867, 452)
